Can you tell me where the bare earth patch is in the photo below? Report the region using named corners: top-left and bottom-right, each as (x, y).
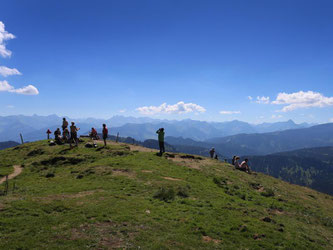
top-left (268, 208), bottom-right (285, 215)
top-left (112, 169), bottom-right (135, 178)
top-left (141, 170), bottom-right (153, 173)
top-left (163, 177), bottom-right (182, 181)
top-left (202, 235), bottom-right (221, 244)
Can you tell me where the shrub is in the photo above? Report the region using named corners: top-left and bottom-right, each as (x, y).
top-left (261, 188), bottom-right (275, 197)
top-left (45, 172), bottom-right (55, 178)
top-left (153, 187), bottom-right (175, 202)
top-left (177, 186), bottom-right (189, 198)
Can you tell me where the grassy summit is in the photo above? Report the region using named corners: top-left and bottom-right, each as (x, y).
top-left (0, 140), bottom-right (333, 249)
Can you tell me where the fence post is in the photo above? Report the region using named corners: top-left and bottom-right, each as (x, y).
top-left (4, 175), bottom-right (8, 195)
top-left (116, 132), bottom-right (119, 143)
top-left (20, 133), bottom-right (24, 144)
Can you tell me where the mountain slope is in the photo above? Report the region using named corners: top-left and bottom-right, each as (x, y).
top-left (207, 123), bottom-right (333, 156)
top-left (245, 147), bottom-right (333, 195)
top-left (0, 140), bottom-right (332, 249)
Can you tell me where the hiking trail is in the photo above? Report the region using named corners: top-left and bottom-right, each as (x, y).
top-left (0, 165), bottom-right (22, 184)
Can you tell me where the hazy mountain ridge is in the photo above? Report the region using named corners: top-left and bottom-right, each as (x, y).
top-left (0, 115), bottom-right (312, 142)
top-left (0, 141), bottom-right (20, 150)
top-left (207, 123), bottom-right (333, 156)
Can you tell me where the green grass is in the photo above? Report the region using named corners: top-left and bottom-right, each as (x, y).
top-left (0, 140), bottom-right (333, 249)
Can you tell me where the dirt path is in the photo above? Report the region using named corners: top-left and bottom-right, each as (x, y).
top-left (0, 165), bottom-right (22, 184)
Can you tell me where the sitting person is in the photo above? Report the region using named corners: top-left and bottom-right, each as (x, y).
top-left (234, 156), bottom-right (241, 169)
top-left (90, 127), bottom-right (99, 140)
top-left (54, 128), bottom-right (62, 144)
top-left (232, 155), bottom-right (237, 165)
top-left (239, 158), bottom-right (251, 174)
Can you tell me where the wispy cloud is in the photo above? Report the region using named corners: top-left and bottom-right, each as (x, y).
top-left (0, 80), bottom-right (39, 95)
top-left (271, 114), bottom-right (283, 119)
top-left (0, 21), bottom-right (15, 58)
top-left (119, 109), bottom-right (126, 113)
top-left (272, 91), bottom-right (333, 112)
top-left (137, 101), bottom-right (206, 115)
top-left (248, 96), bottom-right (253, 101)
top-left (329, 118), bottom-right (333, 123)
top-left (0, 66), bottom-right (21, 77)
top-left (219, 110), bottom-right (241, 115)
top-left (256, 96), bottom-right (270, 104)
top-left (6, 105), bottom-right (14, 108)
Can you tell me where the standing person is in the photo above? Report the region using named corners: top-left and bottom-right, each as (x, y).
top-left (156, 128), bottom-right (165, 155)
top-left (70, 122), bottom-right (80, 147)
top-left (209, 147), bottom-right (215, 158)
top-left (46, 129), bottom-right (52, 140)
top-left (102, 124), bottom-right (108, 147)
top-left (62, 118), bottom-right (69, 132)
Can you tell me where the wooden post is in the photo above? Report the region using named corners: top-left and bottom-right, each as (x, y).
top-left (20, 133), bottom-right (24, 144)
top-left (116, 132), bottom-right (119, 143)
top-left (4, 175), bottom-right (8, 195)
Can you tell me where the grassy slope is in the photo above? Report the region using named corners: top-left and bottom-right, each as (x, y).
top-left (0, 140), bottom-right (332, 249)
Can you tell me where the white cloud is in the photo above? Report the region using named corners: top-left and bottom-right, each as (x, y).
top-left (0, 80), bottom-right (39, 95)
top-left (248, 96), bottom-right (253, 101)
top-left (136, 101), bottom-right (206, 115)
top-left (0, 21), bottom-right (15, 58)
top-left (13, 85), bottom-right (39, 95)
top-left (329, 118), bottom-right (333, 123)
top-left (271, 114), bottom-right (283, 119)
top-left (219, 110), bottom-right (241, 115)
top-left (0, 80), bottom-right (14, 91)
top-left (256, 96), bottom-right (270, 104)
top-left (272, 91), bottom-right (333, 112)
top-left (6, 105), bottom-right (14, 108)
top-left (0, 66), bottom-right (21, 77)
top-left (119, 109), bottom-right (126, 113)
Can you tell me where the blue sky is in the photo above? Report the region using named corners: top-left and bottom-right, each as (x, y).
top-left (1, 0), bottom-right (333, 124)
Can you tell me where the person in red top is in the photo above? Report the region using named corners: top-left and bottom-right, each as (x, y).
top-left (46, 129), bottom-right (52, 140)
top-left (90, 127), bottom-right (98, 140)
top-left (102, 124), bottom-right (108, 147)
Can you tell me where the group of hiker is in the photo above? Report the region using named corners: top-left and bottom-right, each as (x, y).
top-left (46, 118), bottom-right (109, 148)
top-left (232, 155), bottom-right (251, 174)
top-left (46, 121), bottom-right (252, 171)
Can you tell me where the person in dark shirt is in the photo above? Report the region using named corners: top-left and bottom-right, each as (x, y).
top-left (70, 122), bottom-right (79, 147)
top-left (156, 128), bottom-right (165, 155)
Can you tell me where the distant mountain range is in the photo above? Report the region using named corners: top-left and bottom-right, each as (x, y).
top-left (0, 114), bottom-right (313, 142)
top-left (206, 123), bottom-right (333, 156)
top-left (245, 147), bottom-right (333, 195)
top-left (0, 141), bottom-right (20, 150)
